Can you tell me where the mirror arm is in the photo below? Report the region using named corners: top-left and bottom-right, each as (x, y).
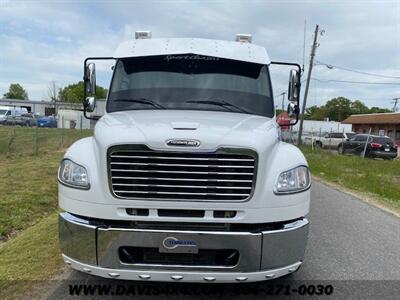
top-left (270, 61), bottom-right (302, 75)
top-left (83, 109), bottom-right (99, 121)
top-left (83, 57), bottom-right (115, 120)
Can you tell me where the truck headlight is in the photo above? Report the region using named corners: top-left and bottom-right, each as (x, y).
top-left (274, 165), bottom-right (310, 194)
top-left (58, 159), bottom-right (90, 189)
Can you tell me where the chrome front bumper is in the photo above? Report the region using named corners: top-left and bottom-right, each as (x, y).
top-left (59, 212), bottom-right (309, 283)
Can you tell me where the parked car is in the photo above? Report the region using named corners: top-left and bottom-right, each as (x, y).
top-left (338, 134), bottom-right (398, 159)
top-left (301, 131), bottom-right (319, 146)
top-left (0, 106), bottom-right (28, 125)
top-left (5, 113), bottom-right (37, 126)
top-left (280, 130), bottom-right (298, 143)
top-left (37, 116), bottom-right (57, 128)
top-left (280, 131), bottom-right (319, 145)
top-left (314, 132), bottom-right (355, 148)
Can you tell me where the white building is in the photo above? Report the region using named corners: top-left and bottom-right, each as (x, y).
top-left (292, 120), bottom-right (352, 134)
top-left (0, 98), bottom-right (106, 129)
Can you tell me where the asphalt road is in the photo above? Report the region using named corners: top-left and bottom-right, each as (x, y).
top-left (47, 181), bottom-right (400, 299)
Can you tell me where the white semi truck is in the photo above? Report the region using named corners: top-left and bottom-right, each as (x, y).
top-left (58, 32), bottom-right (311, 282)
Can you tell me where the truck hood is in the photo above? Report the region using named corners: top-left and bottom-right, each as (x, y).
top-left (94, 110), bottom-right (279, 151)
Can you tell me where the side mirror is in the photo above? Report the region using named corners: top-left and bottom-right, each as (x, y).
top-left (287, 102), bottom-right (299, 118)
top-left (288, 69), bottom-right (300, 103)
top-left (286, 69), bottom-right (301, 119)
top-left (85, 63), bottom-right (96, 95)
top-left (83, 96), bottom-right (96, 113)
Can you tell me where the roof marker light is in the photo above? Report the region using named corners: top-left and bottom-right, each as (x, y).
top-left (135, 31), bottom-right (152, 39)
top-left (236, 34), bottom-right (252, 43)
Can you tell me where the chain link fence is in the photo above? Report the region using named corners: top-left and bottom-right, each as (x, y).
top-left (281, 127), bottom-right (399, 159)
top-left (0, 124), bottom-right (92, 157)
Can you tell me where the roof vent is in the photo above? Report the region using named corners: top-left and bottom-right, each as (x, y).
top-left (135, 31), bottom-right (152, 39)
top-left (236, 34), bottom-right (252, 43)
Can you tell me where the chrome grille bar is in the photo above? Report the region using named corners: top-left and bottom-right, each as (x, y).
top-left (108, 146), bottom-right (257, 202)
top-left (113, 190), bottom-right (251, 196)
top-left (112, 176), bottom-right (252, 182)
top-left (111, 169), bottom-right (254, 175)
top-left (111, 155), bottom-right (254, 161)
top-left (113, 183), bottom-right (252, 189)
top-left (111, 162), bottom-right (254, 168)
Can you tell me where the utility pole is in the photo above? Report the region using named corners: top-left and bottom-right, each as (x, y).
top-left (302, 19), bottom-right (307, 72)
top-left (281, 92), bottom-right (286, 111)
top-left (392, 97), bottom-right (400, 112)
top-left (297, 24), bottom-right (320, 146)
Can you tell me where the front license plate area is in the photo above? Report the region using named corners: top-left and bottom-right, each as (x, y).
top-left (97, 227), bottom-right (261, 271)
top-left (159, 236), bottom-right (199, 254)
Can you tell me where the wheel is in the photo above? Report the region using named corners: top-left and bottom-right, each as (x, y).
top-left (314, 141), bottom-right (322, 148)
top-left (337, 145), bottom-right (344, 155)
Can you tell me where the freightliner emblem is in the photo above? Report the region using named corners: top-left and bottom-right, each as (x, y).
top-left (166, 139), bottom-right (201, 147)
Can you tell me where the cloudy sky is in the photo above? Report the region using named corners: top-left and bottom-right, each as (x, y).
top-left (0, 0), bottom-right (399, 109)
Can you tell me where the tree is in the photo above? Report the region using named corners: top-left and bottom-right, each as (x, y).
top-left (324, 97), bottom-right (352, 121)
top-left (350, 100), bottom-right (369, 115)
top-left (369, 107), bottom-right (391, 114)
top-left (304, 105), bottom-right (319, 120)
top-left (3, 83), bottom-right (28, 100)
top-left (47, 81), bottom-right (60, 103)
top-left (303, 97), bottom-right (391, 121)
top-left (58, 81), bottom-right (107, 103)
top-left (312, 105), bottom-right (328, 120)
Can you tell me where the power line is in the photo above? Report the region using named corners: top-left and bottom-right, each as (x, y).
top-left (315, 60), bottom-right (400, 79)
top-left (311, 78), bottom-right (400, 85)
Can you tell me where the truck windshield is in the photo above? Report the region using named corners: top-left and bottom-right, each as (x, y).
top-left (107, 55), bottom-right (274, 117)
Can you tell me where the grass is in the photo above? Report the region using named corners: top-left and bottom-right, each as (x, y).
top-left (0, 126), bottom-right (398, 298)
top-left (302, 147), bottom-right (400, 210)
top-left (0, 126), bottom-right (92, 240)
top-left (0, 126), bottom-right (92, 157)
top-left (0, 152), bottom-right (61, 240)
top-left (0, 126), bottom-right (92, 299)
top-left (0, 213), bottom-right (62, 300)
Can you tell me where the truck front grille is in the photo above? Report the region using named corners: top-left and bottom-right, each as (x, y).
top-left (108, 145), bottom-right (257, 202)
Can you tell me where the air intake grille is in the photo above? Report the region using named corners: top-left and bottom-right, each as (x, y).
top-left (108, 145), bottom-right (257, 202)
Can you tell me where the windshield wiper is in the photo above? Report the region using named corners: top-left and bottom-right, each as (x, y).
top-left (113, 98), bottom-right (165, 109)
top-left (185, 99), bottom-right (249, 114)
